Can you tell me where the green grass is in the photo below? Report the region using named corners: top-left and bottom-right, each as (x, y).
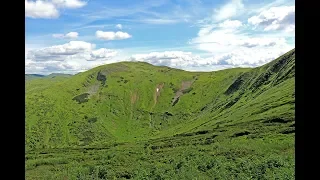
top-left (25, 49), bottom-right (295, 179)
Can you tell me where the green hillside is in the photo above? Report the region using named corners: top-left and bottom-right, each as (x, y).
top-left (25, 49), bottom-right (295, 179)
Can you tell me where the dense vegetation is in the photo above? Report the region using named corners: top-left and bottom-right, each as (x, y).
top-left (25, 49), bottom-right (295, 179)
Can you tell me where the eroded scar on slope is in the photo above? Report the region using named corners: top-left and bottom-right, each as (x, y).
top-left (172, 80), bottom-right (195, 106)
top-left (87, 83), bottom-right (100, 98)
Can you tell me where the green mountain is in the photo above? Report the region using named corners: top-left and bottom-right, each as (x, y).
top-left (25, 49), bottom-right (295, 179)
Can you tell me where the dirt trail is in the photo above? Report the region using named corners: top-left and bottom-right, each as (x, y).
top-left (152, 83), bottom-right (165, 109)
top-left (130, 91), bottom-right (139, 120)
top-left (130, 91), bottom-right (138, 104)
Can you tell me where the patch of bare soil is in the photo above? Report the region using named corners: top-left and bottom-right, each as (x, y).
top-left (87, 83), bottom-right (100, 97)
top-left (171, 80), bottom-right (194, 106)
top-left (152, 83), bottom-right (165, 108)
top-left (130, 91), bottom-right (139, 104)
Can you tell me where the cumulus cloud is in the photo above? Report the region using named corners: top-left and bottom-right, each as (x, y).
top-left (26, 41), bottom-right (119, 74)
top-left (65, 32), bottom-right (79, 38)
top-left (211, 45), bottom-right (293, 66)
top-left (25, 0), bottom-right (59, 19)
top-left (190, 27), bottom-right (241, 53)
top-left (87, 48), bottom-right (118, 61)
top-left (188, 10), bottom-right (294, 70)
top-left (190, 23), bottom-right (292, 65)
top-left (129, 51), bottom-right (205, 68)
top-left (127, 51), bottom-right (236, 72)
top-left (26, 60), bottom-right (87, 74)
top-left (27, 41), bottom-right (94, 61)
top-left (189, 2), bottom-right (295, 68)
top-left (115, 24), bottom-right (122, 29)
top-left (96, 30), bottom-right (132, 40)
top-left (213, 0), bottom-right (244, 22)
top-left (248, 6), bottom-right (295, 32)
top-left (127, 44), bottom-right (293, 71)
top-left (25, 0), bottom-right (87, 19)
top-left (53, 32), bottom-right (79, 39)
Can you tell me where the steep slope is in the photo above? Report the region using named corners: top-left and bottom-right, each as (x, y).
top-left (25, 49), bottom-right (295, 179)
top-left (159, 48), bottom-right (295, 137)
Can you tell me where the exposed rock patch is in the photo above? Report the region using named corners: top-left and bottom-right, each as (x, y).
top-left (171, 80), bottom-right (195, 106)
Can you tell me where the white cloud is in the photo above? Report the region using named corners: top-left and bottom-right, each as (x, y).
top-left (115, 24), bottom-right (122, 29)
top-left (211, 45), bottom-right (293, 66)
top-left (190, 24), bottom-right (293, 64)
top-left (53, 32), bottom-right (79, 39)
top-left (197, 25), bottom-right (214, 36)
top-left (96, 30), bottom-right (132, 40)
top-left (188, 3), bottom-right (295, 69)
top-left (190, 27), bottom-right (241, 51)
top-left (25, 0), bottom-right (87, 19)
top-left (26, 41), bottom-right (119, 74)
top-left (87, 48), bottom-right (118, 61)
top-left (183, 64), bottom-right (238, 72)
top-left (213, 0), bottom-right (244, 22)
top-left (218, 19), bottom-right (242, 29)
top-left (25, 0), bottom-right (59, 19)
top-left (129, 51), bottom-right (206, 68)
top-left (248, 6), bottom-right (295, 32)
top-left (190, 1), bottom-right (295, 68)
top-left (65, 32), bottom-right (79, 38)
top-left (52, 0), bottom-right (87, 9)
top-left (127, 44), bottom-right (293, 71)
top-left (27, 41), bottom-right (95, 61)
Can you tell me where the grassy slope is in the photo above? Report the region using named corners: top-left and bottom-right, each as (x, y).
top-left (25, 49), bottom-right (295, 179)
top-left (25, 61), bottom-right (250, 148)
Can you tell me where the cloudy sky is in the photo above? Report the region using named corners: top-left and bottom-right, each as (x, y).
top-left (25, 0), bottom-right (295, 74)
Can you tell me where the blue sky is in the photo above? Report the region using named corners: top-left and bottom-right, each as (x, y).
top-left (25, 0), bottom-right (295, 74)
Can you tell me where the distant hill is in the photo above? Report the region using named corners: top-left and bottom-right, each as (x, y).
top-left (25, 74), bottom-right (45, 81)
top-left (25, 73), bottom-right (72, 81)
